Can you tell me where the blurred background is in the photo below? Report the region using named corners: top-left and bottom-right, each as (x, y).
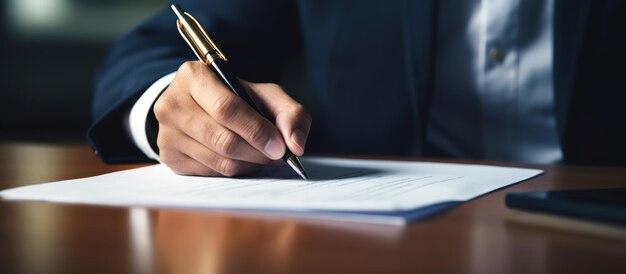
top-left (0, 0), bottom-right (166, 143)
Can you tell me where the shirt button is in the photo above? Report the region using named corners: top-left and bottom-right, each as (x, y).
top-left (489, 47), bottom-right (506, 63)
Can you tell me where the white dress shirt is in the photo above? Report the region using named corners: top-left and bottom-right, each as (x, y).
top-left (429, 0), bottom-right (562, 163)
top-left (127, 72), bottom-right (176, 161)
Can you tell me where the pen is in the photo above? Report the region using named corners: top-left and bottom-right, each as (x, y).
top-left (170, 4), bottom-right (308, 180)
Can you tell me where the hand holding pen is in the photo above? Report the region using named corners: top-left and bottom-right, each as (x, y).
top-left (152, 4), bottom-right (311, 179)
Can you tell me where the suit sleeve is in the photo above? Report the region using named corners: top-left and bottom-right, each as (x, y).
top-left (88, 0), bottom-right (301, 164)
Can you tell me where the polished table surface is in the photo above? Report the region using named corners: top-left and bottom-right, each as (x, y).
top-left (0, 143), bottom-right (625, 274)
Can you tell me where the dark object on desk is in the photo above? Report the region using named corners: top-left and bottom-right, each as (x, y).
top-left (505, 188), bottom-right (626, 226)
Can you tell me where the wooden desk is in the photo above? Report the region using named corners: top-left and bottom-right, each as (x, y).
top-left (1, 143), bottom-right (625, 274)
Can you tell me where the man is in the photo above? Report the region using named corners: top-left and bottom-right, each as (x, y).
top-left (89, 0), bottom-right (626, 177)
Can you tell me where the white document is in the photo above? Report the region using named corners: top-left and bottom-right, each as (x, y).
top-left (0, 157), bottom-right (542, 225)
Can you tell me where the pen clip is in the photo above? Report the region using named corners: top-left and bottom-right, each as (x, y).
top-left (172, 5), bottom-right (227, 64)
top-left (176, 19), bottom-right (205, 62)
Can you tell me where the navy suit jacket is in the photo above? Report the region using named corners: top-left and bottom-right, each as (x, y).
top-left (89, 0), bottom-right (626, 166)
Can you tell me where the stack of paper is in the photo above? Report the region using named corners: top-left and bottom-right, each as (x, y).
top-left (0, 157), bottom-right (542, 225)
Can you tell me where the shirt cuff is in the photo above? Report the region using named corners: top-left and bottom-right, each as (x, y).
top-left (127, 72), bottom-right (176, 161)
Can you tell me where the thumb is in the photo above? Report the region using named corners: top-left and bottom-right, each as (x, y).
top-left (247, 82), bottom-right (312, 156)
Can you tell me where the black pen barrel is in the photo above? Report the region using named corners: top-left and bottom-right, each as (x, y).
top-left (209, 58), bottom-right (266, 116)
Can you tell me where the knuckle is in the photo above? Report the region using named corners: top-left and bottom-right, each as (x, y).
top-left (292, 103), bottom-right (310, 120)
top-left (279, 103), bottom-right (310, 122)
top-left (210, 95), bottom-right (239, 123)
top-left (292, 104), bottom-right (312, 128)
top-left (216, 158), bottom-right (238, 177)
top-left (163, 153), bottom-right (214, 176)
top-left (213, 129), bottom-right (239, 156)
top-left (245, 120), bottom-right (269, 145)
top-left (197, 168), bottom-right (220, 177)
top-left (153, 95), bottom-right (177, 122)
top-left (156, 132), bottom-right (172, 151)
top-left (189, 165), bottom-right (215, 177)
top-left (178, 62), bottom-right (190, 73)
top-left (191, 119), bottom-right (210, 140)
top-left (178, 61), bottom-right (200, 74)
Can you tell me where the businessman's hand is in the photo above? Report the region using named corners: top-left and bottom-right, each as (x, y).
top-left (153, 61), bottom-right (311, 176)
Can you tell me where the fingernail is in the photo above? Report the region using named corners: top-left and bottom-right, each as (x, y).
top-left (291, 129), bottom-right (307, 152)
top-left (264, 138), bottom-right (285, 159)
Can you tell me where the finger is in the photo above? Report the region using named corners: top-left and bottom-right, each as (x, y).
top-left (159, 127), bottom-right (262, 177)
top-left (155, 85), bottom-right (269, 164)
top-left (157, 124), bottom-right (219, 176)
top-left (176, 132), bottom-right (263, 177)
top-left (250, 83), bottom-right (312, 156)
top-left (175, 96), bottom-right (269, 164)
top-left (159, 146), bottom-right (221, 177)
top-left (186, 115), bottom-right (270, 165)
top-left (190, 74), bottom-right (286, 160)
